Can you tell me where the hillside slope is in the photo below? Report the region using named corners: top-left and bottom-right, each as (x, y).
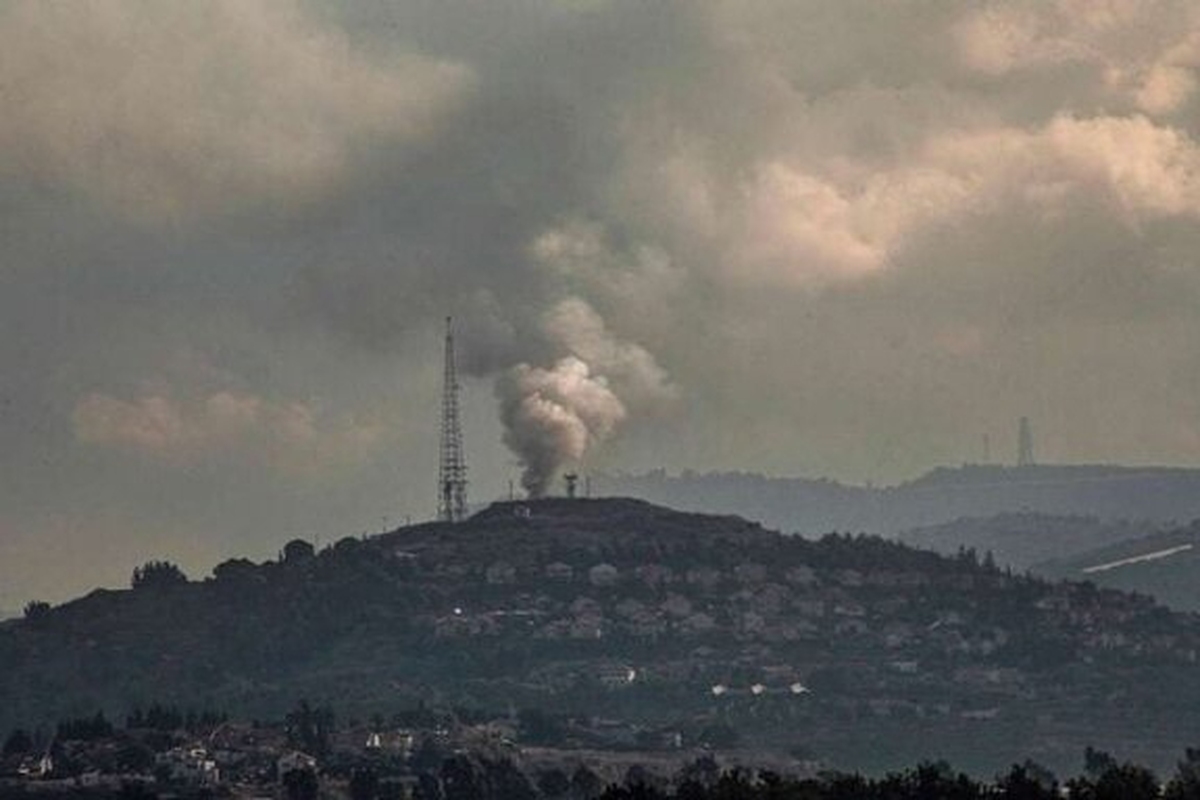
top-left (3, 498), bottom-right (1200, 774)
top-left (898, 513), bottom-right (1162, 572)
top-left (1036, 520), bottom-right (1200, 612)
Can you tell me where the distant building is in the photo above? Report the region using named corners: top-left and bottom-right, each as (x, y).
top-left (588, 563), bottom-right (619, 587)
top-left (544, 562), bottom-right (574, 582)
top-left (276, 751), bottom-right (318, 779)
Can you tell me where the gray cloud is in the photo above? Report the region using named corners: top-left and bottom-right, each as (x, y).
top-left (0, 1), bottom-right (472, 221)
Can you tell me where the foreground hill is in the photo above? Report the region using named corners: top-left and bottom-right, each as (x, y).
top-left (595, 465), bottom-right (1200, 539)
top-left (3, 498), bottom-right (1200, 774)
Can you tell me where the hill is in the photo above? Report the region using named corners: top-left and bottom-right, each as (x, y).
top-left (1036, 520), bottom-right (1200, 612)
top-left (897, 513), bottom-right (1163, 572)
top-left (3, 498), bottom-right (1200, 775)
top-left (594, 465), bottom-right (1200, 538)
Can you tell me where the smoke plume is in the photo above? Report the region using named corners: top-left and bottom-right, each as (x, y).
top-left (493, 297), bottom-right (677, 497)
top-left (497, 357), bottom-right (626, 497)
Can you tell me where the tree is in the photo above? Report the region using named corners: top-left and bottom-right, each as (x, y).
top-left (441, 755), bottom-right (482, 800)
top-left (676, 756), bottom-right (720, 790)
top-left (1084, 746), bottom-right (1118, 779)
top-left (212, 558), bottom-right (257, 583)
top-left (997, 762), bottom-right (1058, 800)
top-left (22, 601), bottom-right (50, 621)
top-left (282, 540), bottom-right (316, 564)
top-left (1093, 763), bottom-right (1159, 800)
top-left (517, 707), bottom-right (565, 745)
top-left (570, 765), bottom-right (603, 800)
top-left (57, 712), bottom-right (114, 741)
top-left (482, 758), bottom-right (536, 800)
top-left (409, 736), bottom-right (446, 774)
top-left (131, 560), bottom-right (187, 590)
top-left (538, 769), bottom-right (571, 799)
top-left (350, 767), bottom-right (380, 800)
top-left (1166, 748), bottom-right (1200, 800)
top-left (283, 767), bottom-right (319, 800)
top-left (414, 772), bottom-right (444, 800)
top-left (285, 700), bottom-right (334, 757)
top-left (2, 728), bottom-right (33, 757)
top-left (696, 723), bottom-right (739, 750)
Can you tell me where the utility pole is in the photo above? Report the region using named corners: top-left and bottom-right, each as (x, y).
top-left (438, 317), bottom-right (468, 522)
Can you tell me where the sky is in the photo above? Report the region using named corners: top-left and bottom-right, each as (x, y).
top-left (6, 0), bottom-right (1200, 605)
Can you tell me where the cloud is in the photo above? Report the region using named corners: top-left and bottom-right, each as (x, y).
top-left (12, 0), bottom-right (1200, 604)
top-left (0, 1), bottom-right (473, 221)
top-left (72, 389), bottom-right (382, 476)
top-left (953, 0), bottom-right (1200, 115)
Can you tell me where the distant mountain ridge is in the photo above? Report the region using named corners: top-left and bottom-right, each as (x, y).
top-left (594, 464), bottom-right (1200, 535)
top-left (4, 498), bottom-right (1200, 774)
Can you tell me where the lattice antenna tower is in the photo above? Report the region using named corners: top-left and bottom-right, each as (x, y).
top-left (438, 317), bottom-right (468, 522)
top-left (1017, 416), bottom-right (1035, 468)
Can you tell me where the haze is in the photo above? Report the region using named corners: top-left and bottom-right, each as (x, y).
top-left (5, 0), bottom-right (1200, 606)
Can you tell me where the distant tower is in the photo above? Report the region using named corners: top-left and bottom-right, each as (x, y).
top-left (1017, 417), bottom-right (1034, 467)
top-left (438, 317), bottom-right (468, 522)
top-left (564, 473), bottom-right (578, 499)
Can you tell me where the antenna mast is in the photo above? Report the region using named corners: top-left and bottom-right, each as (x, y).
top-left (438, 317), bottom-right (468, 522)
top-left (1017, 416), bottom-right (1035, 468)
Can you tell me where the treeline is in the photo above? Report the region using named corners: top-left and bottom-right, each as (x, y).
top-left (369, 750), bottom-right (1200, 800)
top-left (3, 704), bottom-right (228, 755)
top-left (584, 754), bottom-right (1200, 800)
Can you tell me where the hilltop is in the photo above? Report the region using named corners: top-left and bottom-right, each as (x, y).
top-left (3, 498), bottom-right (1200, 774)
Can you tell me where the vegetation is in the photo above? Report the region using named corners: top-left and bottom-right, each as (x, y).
top-left (4, 499), bottom-right (1200, 774)
top-left (130, 560), bottom-right (187, 590)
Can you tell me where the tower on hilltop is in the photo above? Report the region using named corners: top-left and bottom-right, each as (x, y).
top-left (1017, 416), bottom-right (1035, 468)
top-left (438, 317), bottom-right (468, 522)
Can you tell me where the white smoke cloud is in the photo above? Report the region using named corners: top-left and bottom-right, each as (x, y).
top-left (497, 357), bottom-right (626, 497)
top-left (541, 297), bottom-right (678, 409)
top-left (492, 293), bottom-right (677, 497)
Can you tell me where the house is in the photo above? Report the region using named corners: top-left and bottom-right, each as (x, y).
top-left (681, 612), bottom-right (716, 635)
top-left (588, 563), bottom-right (620, 587)
top-left (158, 746), bottom-right (220, 786)
top-left (17, 753), bottom-right (53, 779)
top-left (734, 563), bottom-right (768, 585)
top-left (544, 562), bottom-right (574, 582)
top-left (661, 593), bottom-right (693, 619)
top-left (685, 567), bottom-right (722, 590)
top-left (960, 708), bottom-right (1001, 721)
top-left (485, 561), bottom-right (517, 585)
top-left (738, 611), bottom-right (766, 635)
top-left (615, 598), bottom-right (647, 620)
top-left (277, 750), bottom-right (318, 779)
top-left (635, 563), bottom-right (673, 587)
top-left (784, 566), bottom-right (817, 587)
top-left (836, 569), bottom-right (864, 587)
top-left (596, 663), bottom-right (638, 687)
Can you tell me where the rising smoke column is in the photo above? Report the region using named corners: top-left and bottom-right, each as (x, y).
top-left (497, 356), bottom-right (626, 497)
top-left (494, 296), bottom-right (677, 497)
